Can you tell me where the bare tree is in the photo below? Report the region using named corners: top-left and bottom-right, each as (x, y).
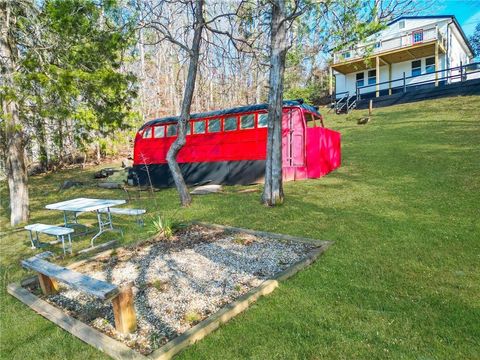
top-left (139, 0), bottom-right (206, 206)
top-left (262, 0), bottom-right (289, 206)
top-left (166, 0), bottom-right (204, 207)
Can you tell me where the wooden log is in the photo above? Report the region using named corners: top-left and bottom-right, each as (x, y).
top-left (112, 284), bottom-right (137, 334)
top-left (22, 255), bottom-right (119, 300)
top-left (37, 273), bottom-right (59, 295)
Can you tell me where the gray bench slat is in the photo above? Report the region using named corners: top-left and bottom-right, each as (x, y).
top-left (99, 208), bottom-right (146, 216)
top-left (21, 255), bottom-right (119, 301)
top-left (25, 223), bottom-right (74, 236)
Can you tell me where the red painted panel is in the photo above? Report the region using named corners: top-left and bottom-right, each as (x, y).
top-left (305, 127), bottom-right (341, 179)
top-left (282, 108), bottom-right (305, 168)
top-left (134, 110), bottom-right (271, 165)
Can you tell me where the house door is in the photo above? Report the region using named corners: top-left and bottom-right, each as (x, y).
top-left (282, 109), bottom-right (305, 168)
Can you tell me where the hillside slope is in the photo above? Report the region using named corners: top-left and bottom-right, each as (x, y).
top-left (1, 96), bottom-right (479, 359)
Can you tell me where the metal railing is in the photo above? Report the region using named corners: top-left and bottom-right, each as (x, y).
top-left (354, 61), bottom-right (480, 101)
top-left (330, 62), bottom-right (480, 110)
top-left (333, 25), bottom-right (446, 64)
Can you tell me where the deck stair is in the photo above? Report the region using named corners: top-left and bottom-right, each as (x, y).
top-left (331, 95), bottom-right (357, 114)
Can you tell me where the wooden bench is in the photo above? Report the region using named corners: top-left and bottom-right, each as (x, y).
top-left (25, 224), bottom-right (74, 255)
top-left (99, 208), bottom-right (146, 225)
top-left (21, 252), bottom-right (137, 334)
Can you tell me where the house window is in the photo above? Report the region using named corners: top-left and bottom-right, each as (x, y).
top-left (193, 120), bottom-right (206, 134)
top-left (154, 126), bottom-right (165, 138)
top-left (240, 114), bottom-right (254, 129)
top-left (142, 127), bottom-right (152, 139)
top-left (258, 113), bottom-right (268, 128)
top-left (374, 41), bottom-right (381, 49)
top-left (368, 70), bottom-right (376, 85)
top-left (399, 20), bottom-right (405, 29)
top-left (425, 57), bottom-right (435, 73)
top-left (344, 51), bottom-right (351, 59)
top-left (208, 119), bottom-right (221, 133)
top-left (224, 116), bottom-right (237, 131)
top-left (166, 124), bottom-right (177, 137)
top-left (411, 60), bottom-right (421, 76)
top-left (412, 30), bottom-right (423, 44)
top-left (356, 72), bottom-right (365, 87)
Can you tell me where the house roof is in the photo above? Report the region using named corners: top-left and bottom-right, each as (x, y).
top-left (139, 99), bottom-right (321, 130)
top-left (387, 15), bottom-right (474, 55)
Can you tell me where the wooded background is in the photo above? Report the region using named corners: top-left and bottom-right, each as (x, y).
top-left (1, 0), bottom-right (431, 223)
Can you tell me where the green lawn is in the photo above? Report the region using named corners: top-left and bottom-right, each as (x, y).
top-left (1, 96), bottom-right (479, 359)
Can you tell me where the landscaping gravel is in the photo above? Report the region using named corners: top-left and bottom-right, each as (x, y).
top-left (41, 225), bottom-right (316, 354)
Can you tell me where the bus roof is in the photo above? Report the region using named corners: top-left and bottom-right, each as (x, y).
top-left (139, 99), bottom-right (321, 130)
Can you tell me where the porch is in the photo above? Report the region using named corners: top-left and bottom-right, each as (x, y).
top-left (329, 25), bottom-right (447, 97)
top-left (330, 61), bottom-right (480, 114)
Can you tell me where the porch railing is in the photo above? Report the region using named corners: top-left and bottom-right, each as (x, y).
top-left (353, 61), bottom-right (480, 101)
top-left (333, 25), bottom-right (446, 64)
top-left (331, 61), bottom-right (480, 106)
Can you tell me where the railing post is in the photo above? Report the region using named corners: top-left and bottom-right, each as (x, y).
top-left (434, 41), bottom-right (439, 86)
top-left (460, 61), bottom-right (463, 82)
top-left (329, 66), bottom-right (333, 96)
top-left (403, 72), bottom-right (406, 93)
top-left (356, 86), bottom-right (359, 102)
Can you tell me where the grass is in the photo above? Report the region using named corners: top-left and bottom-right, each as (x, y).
top-left (1, 96), bottom-right (479, 359)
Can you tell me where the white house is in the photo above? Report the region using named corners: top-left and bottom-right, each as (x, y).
top-left (330, 16), bottom-right (475, 99)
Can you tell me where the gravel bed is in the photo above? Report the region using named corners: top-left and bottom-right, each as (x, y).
top-left (34, 225), bottom-right (316, 354)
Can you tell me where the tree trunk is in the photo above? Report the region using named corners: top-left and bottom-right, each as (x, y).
top-left (262, 0), bottom-right (287, 206)
top-left (1, 2), bottom-right (30, 225)
top-left (165, 0), bottom-right (204, 207)
top-left (5, 101), bottom-right (30, 226)
top-left (36, 115), bottom-right (49, 171)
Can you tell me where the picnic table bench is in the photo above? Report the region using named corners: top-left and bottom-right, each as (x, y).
top-left (25, 224), bottom-right (74, 255)
top-left (21, 252), bottom-right (137, 333)
top-left (98, 207), bottom-right (146, 225)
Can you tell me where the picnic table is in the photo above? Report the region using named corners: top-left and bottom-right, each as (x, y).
top-left (46, 198), bottom-right (126, 247)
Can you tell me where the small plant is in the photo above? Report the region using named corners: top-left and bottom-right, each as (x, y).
top-left (234, 284), bottom-right (242, 292)
top-left (233, 234), bottom-right (254, 246)
top-left (184, 311), bottom-right (202, 325)
top-left (153, 215), bottom-right (174, 239)
top-left (150, 279), bottom-right (169, 292)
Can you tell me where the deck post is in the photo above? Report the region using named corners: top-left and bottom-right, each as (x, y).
top-left (37, 273), bottom-right (59, 295)
top-left (111, 283), bottom-right (137, 334)
top-left (403, 72), bottom-right (406, 93)
top-left (388, 63), bottom-right (392, 95)
top-left (435, 41), bottom-right (439, 86)
top-left (329, 66), bottom-right (333, 96)
top-left (460, 61), bottom-right (463, 82)
top-left (376, 56), bottom-right (380, 97)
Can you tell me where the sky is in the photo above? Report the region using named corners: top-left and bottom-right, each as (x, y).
top-left (427, 0), bottom-right (480, 36)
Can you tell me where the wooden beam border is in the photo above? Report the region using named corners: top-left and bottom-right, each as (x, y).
top-left (8, 223), bottom-right (332, 360)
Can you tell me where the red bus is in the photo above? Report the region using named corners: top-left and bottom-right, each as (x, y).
top-left (130, 99), bottom-right (341, 187)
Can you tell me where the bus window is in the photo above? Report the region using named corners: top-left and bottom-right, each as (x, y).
top-left (154, 126), bottom-right (165, 138)
top-left (208, 119), bottom-right (221, 133)
top-left (240, 114), bottom-right (254, 129)
top-left (258, 113), bottom-right (268, 128)
top-left (224, 116), bottom-right (237, 131)
top-left (142, 127), bottom-right (152, 138)
top-left (193, 120), bottom-right (206, 134)
top-left (167, 124), bottom-right (177, 137)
